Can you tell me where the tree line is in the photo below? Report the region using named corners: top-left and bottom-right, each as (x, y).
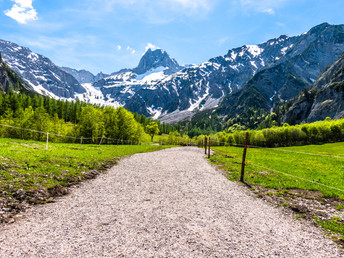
top-left (194, 117), bottom-right (344, 148)
top-left (0, 92), bottom-right (148, 143)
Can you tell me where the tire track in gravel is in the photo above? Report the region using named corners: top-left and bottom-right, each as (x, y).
top-left (0, 147), bottom-right (342, 257)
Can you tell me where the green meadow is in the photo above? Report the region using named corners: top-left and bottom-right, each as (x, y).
top-left (0, 138), bottom-right (170, 198)
top-left (210, 142), bottom-right (344, 199)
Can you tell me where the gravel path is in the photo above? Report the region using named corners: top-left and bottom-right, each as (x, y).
top-left (0, 147), bottom-right (342, 257)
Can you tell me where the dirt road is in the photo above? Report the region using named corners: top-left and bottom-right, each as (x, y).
top-left (0, 147), bottom-right (341, 257)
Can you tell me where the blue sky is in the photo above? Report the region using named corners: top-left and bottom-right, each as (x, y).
top-left (0, 0), bottom-right (343, 74)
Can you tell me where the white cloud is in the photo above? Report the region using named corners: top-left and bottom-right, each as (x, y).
top-left (117, 45), bottom-right (122, 50)
top-left (126, 46), bottom-right (136, 54)
top-left (4, 0), bottom-right (38, 24)
top-left (238, 0), bottom-right (289, 15)
top-left (145, 43), bottom-right (158, 51)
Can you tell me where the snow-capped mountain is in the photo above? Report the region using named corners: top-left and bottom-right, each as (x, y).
top-left (84, 36), bottom-right (300, 122)
top-left (133, 48), bottom-right (182, 75)
top-left (1, 23), bottom-right (343, 124)
top-left (217, 23), bottom-right (344, 120)
top-left (76, 48), bottom-right (185, 113)
top-left (125, 23), bottom-right (344, 122)
top-left (0, 39), bottom-right (85, 98)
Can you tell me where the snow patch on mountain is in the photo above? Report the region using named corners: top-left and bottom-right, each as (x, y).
top-left (147, 106), bottom-right (163, 120)
top-left (246, 45), bottom-right (264, 57)
top-left (188, 87), bottom-right (210, 111)
top-left (135, 66), bottom-right (167, 82)
top-left (75, 83), bottom-right (121, 107)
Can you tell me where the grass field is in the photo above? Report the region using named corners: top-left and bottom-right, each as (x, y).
top-left (210, 142), bottom-right (344, 242)
top-left (211, 142), bottom-right (344, 199)
top-left (0, 138), bottom-right (170, 205)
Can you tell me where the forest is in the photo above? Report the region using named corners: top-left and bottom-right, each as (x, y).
top-left (0, 92), bottom-right (160, 143)
top-left (191, 118), bottom-right (344, 148)
top-left (1, 90), bottom-right (344, 148)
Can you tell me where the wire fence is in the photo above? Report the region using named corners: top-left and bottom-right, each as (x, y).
top-left (208, 139), bottom-right (344, 159)
top-left (0, 123), bottom-right (144, 149)
top-left (1, 124), bottom-right (343, 194)
top-left (203, 136), bottom-right (344, 195)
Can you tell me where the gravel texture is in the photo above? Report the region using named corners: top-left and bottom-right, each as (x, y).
top-left (0, 147), bottom-right (342, 257)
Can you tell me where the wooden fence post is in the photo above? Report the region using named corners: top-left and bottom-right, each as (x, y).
top-left (99, 136), bottom-right (104, 146)
top-left (204, 137), bottom-right (207, 154)
top-left (80, 137), bottom-right (83, 149)
top-left (240, 132), bottom-right (249, 182)
top-left (46, 132), bottom-right (49, 151)
top-left (208, 137), bottom-right (211, 159)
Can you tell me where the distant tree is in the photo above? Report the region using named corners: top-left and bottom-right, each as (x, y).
top-left (146, 122), bottom-right (159, 142)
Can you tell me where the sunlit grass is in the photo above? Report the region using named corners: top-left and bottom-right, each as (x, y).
top-left (0, 138), bottom-right (170, 195)
top-left (210, 142), bottom-right (344, 199)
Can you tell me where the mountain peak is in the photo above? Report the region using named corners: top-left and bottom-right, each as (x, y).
top-left (133, 48), bottom-right (181, 75)
top-left (308, 22), bottom-right (332, 35)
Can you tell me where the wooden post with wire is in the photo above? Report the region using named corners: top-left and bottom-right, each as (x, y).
top-left (208, 137), bottom-right (211, 159)
top-left (80, 137), bottom-right (83, 149)
top-left (46, 132), bottom-right (49, 151)
top-left (240, 132), bottom-right (249, 182)
top-left (99, 136), bottom-right (104, 146)
top-left (204, 136), bottom-right (207, 154)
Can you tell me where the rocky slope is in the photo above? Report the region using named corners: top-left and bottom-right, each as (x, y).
top-left (0, 51), bottom-right (31, 93)
top-left (217, 23), bottom-right (344, 120)
top-left (284, 53), bottom-right (344, 124)
top-left (0, 39), bottom-right (85, 98)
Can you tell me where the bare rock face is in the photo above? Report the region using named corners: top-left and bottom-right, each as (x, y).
top-left (133, 48), bottom-right (182, 75)
top-left (284, 53), bottom-right (344, 123)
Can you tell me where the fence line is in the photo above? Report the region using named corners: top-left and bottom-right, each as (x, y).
top-left (209, 140), bottom-right (344, 193)
top-left (0, 123), bottom-right (139, 146)
top-left (247, 161), bottom-right (344, 193)
top-left (209, 139), bottom-right (344, 159)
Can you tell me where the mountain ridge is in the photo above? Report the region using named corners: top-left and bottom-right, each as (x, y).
top-left (60, 67), bottom-right (109, 84)
top-left (216, 23), bottom-right (344, 123)
top-left (0, 39), bottom-right (85, 99)
top-left (0, 22), bottom-right (343, 125)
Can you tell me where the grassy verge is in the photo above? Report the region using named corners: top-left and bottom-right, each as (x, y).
top-left (211, 142), bottom-right (344, 198)
top-left (210, 142), bottom-right (344, 243)
top-left (0, 138), bottom-right (171, 222)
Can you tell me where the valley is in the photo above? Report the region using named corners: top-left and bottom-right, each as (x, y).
top-left (1, 22), bottom-right (344, 127)
top-left (1, 20), bottom-right (344, 253)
